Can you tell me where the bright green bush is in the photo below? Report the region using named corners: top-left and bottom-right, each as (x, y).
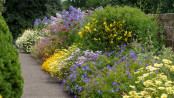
top-left (0, 12), bottom-right (23, 98)
top-left (77, 6), bottom-right (160, 52)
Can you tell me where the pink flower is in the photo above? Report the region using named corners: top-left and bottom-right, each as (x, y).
top-left (66, 46), bottom-right (68, 49)
top-left (63, 41), bottom-right (65, 44)
top-left (58, 42), bottom-right (61, 44)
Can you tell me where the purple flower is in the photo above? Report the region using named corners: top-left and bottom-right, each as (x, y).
top-left (82, 67), bottom-right (85, 71)
top-left (111, 89), bottom-right (114, 92)
top-left (107, 65), bottom-right (112, 69)
top-left (116, 88), bottom-right (120, 92)
top-left (78, 86), bottom-right (82, 92)
top-left (98, 90), bottom-right (102, 94)
top-left (95, 82), bottom-right (98, 85)
top-left (66, 86), bottom-right (69, 90)
top-left (75, 85), bottom-right (79, 89)
top-left (129, 76), bottom-right (132, 79)
top-left (84, 71), bottom-right (87, 76)
top-left (125, 70), bottom-right (130, 75)
top-left (112, 82), bottom-right (117, 86)
top-left (71, 88), bottom-right (73, 93)
top-left (74, 95), bottom-right (77, 98)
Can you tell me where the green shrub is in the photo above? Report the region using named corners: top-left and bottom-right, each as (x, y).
top-left (77, 6), bottom-right (160, 52)
top-left (0, 12), bottom-right (23, 98)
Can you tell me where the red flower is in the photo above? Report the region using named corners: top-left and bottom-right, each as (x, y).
top-left (66, 28), bottom-right (69, 32)
top-left (66, 46), bottom-right (68, 49)
top-left (58, 42), bottom-right (61, 44)
top-left (71, 19), bottom-right (74, 21)
top-left (63, 41), bottom-right (65, 44)
top-left (68, 23), bottom-right (71, 26)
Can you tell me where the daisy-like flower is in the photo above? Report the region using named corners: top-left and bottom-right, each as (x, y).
top-left (123, 95), bottom-right (130, 98)
top-left (155, 80), bottom-right (162, 85)
top-left (161, 94), bottom-right (167, 98)
top-left (158, 87), bottom-right (165, 90)
top-left (154, 63), bottom-right (163, 67)
top-left (162, 59), bottom-right (172, 64)
top-left (129, 91), bottom-right (136, 96)
top-left (153, 56), bottom-right (159, 59)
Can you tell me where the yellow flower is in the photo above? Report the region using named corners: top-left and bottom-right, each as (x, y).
top-left (79, 32), bottom-right (82, 35)
top-left (143, 80), bottom-right (153, 87)
top-left (85, 26), bottom-right (90, 30)
top-left (125, 38), bottom-right (128, 42)
top-left (129, 91), bottom-right (136, 96)
top-left (94, 38), bottom-right (98, 40)
top-left (135, 81), bottom-right (140, 83)
top-left (93, 28), bottom-right (97, 31)
top-left (79, 32), bottom-right (82, 38)
top-left (0, 95), bottom-right (2, 98)
top-left (170, 66), bottom-right (174, 71)
top-left (134, 95), bottom-right (143, 98)
top-left (138, 38), bottom-right (142, 40)
top-left (158, 87), bottom-right (165, 90)
top-left (123, 95), bottom-right (130, 98)
top-left (128, 31), bottom-right (132, 37)
top-left (154, 63), bottom-right (163, 68)
top-left (111, 40), bottom-right (113, 44)
top-left (124, 31), bottom-right (128, 36)
top-left (117, 36), bottom-right (122, 40)
top-left (155, 80), bottom-right (162, 85)
top-left (103, 21), bottom-right (107, 25)
top-left (129, 85), bottom-right (135, 89)
top-left (166, 87), bottom-right (172, 93)
top-left (114, 34), bottom-right (117, 37)
top-left (110, 23), bottom-right (113, 27)
top-left (92, 18), bottom-right (96, 21)
top-left (161, 94), bottom-right (167, 98)
top-left (153, 56), bottom-right (159, 60)
top-left (99, 38), bottom-right (101, 40)
top-left (87, 23), bottom-right (90, 26)
top-left (162, 59), bottom-right (172, 64)
top-left (140, 91), bottom-right (148, 96)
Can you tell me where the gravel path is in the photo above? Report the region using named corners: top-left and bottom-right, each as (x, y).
top-left (19, 51), bottom-right (72, 98)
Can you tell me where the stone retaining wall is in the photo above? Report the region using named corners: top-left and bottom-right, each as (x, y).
top-left (158, 13), bottom-right (174, 51)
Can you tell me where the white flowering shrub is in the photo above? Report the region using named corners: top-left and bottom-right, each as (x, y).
top-left (16, 29), bottom-right (42, 52)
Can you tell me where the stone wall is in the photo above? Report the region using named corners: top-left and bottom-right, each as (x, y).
top-left (157, 13), bottom-right (174, 51)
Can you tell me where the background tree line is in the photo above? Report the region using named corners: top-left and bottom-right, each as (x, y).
top-left (0, 0), bottom-right (174, 39)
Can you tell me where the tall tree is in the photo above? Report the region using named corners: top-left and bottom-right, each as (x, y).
top-left (3, 0), bottom-right (62, 39)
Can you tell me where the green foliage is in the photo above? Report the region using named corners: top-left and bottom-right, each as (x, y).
top-left (0, 0), bottom-right (5, 12)
top-left (77, 6), bottom-right (160, 52)
top-left (45, 0), bottom-right (62, 17)
top-left (0, 12), bottom-right (23, 98)
top-left (2, 0), bottom-right (62, 39)
top-left (63, 0), bottom-right (174, 14)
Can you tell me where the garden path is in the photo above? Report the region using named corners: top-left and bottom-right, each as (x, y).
top-left (19, 51), bottom-right (72, 98)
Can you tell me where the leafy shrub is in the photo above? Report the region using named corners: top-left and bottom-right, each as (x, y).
top-left (15, 29), bottom-right (40, 52)
top-left (77, 6), bottom-right (160, 52)
top-left (0, 12), bottom-right (23, 98)
top-left (61, 44), bottom-right (155, 97)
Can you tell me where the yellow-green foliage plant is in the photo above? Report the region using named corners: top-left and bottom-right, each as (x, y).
top-left (0, 12), bottom-right (23, 98)
top-left (42, 45), bottom-right (78, 79)
top-left (77, 6), bottom-right (159, 52)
